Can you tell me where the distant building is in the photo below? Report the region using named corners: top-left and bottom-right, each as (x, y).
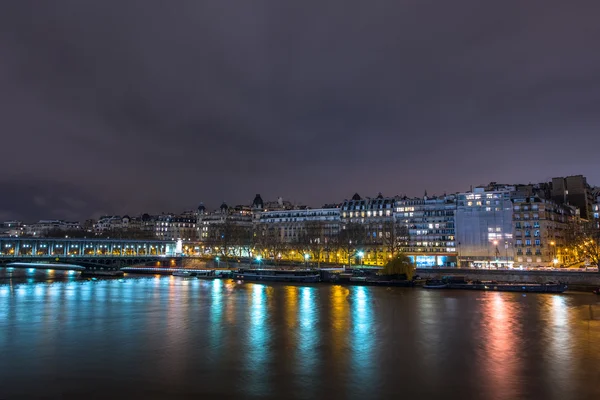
top-left (455, 183), bottom-right (515, 268)
top-left (155, 214), bottom-right (197, 241)
top-left (0, 221), bottom-right (24, 237)
top-left (551, 175), bottom-right (594, 220)
top-left (26, 220), bottom-right (81, 237)
top-left (395, 194), bottom-right (457, 267)
top-left (340, 193), bottom-right (397, 265)
top-left (511, 193), bottom-right (578, 268)
top-left (256, 206), bottom-right (340, 245)
top-left (196, 201), bottom-right (254, 245)
top-left (94, 216), bottom-right (123, 232)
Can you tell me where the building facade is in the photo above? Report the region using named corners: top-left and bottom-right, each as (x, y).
top-left (155, 214), bottom-right (197, 241)
top-left (256, 207), bottom-right (340, 244)
top-left (511, 194), bottom-right (578, 268)
top-left (551, 175), bottom-right (594, 220)
top-left (339, 193), bottom-right (397, 265)
top-left (0, 221), bottom-right (24, 237)
top-left (395, 195), bottom-right (457, 267)
top-left (196, 202), bottom-right (254, 255)
top-left (26, 220), bottom-right (81, 237)
top-left (455, 184), bottom-right (515, 268)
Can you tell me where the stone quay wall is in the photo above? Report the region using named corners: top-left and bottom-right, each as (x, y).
top-left (416, 268), bottom-right (600, 291)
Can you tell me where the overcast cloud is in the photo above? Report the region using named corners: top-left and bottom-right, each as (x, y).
top-left (1, 0), bottom-right (600, 221)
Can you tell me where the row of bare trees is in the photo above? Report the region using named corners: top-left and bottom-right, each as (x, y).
top-left (564, 220), bottom-right (600, 270)
top-left (201, 219), bottom-right (409, 267)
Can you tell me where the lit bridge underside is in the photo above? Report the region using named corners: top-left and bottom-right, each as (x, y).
top-left (0, 238), bottom-right (181, 274)
top-left (7, 262), bottom-right (85, 271)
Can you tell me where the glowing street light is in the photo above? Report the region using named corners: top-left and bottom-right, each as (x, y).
top-left (304, 253), bottom-right (309, 268)
top-left (256, 255), bottom-right (262, 267)
top-left (357, 251), bottom-right (364, 266)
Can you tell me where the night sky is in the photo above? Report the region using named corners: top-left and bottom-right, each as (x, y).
top-left (2, 1), bottom-right (600, 222)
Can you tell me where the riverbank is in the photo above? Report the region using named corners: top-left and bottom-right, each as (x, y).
top-left (121, 266), bottom-right (600, 293)
top-left (416, 268), bottom-right (600, 292)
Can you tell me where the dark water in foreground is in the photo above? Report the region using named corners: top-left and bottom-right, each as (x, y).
top-left (1, 272), bottom-right (599, 400)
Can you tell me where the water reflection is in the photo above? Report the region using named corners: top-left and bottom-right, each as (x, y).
top-left (1, 277), bottom-right (599, 399)
top-left (350, 286), bottom-right (374, 390)
top-left (543, 295), bottom-right (574, 396)
top-left (209, 280), bottom-right (224, 360)
top-left (245, 284), bottom-right (271, 396)
top-left (482, 293), bottom-right (523, 399)
top-left (296, 286), bottom-right (318, 396)
top-left (330, 285), bottom-right (350, 347)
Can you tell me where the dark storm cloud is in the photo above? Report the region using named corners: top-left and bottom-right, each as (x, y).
top-left (0, 178), bottom-right (113, 222)
top-left (1, 0), bottom-right (600, 220)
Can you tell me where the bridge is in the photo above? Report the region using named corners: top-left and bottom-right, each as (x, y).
top-left (0, 238), bottom-right (181, 275)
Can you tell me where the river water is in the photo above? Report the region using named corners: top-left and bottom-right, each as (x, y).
top-left (1, 271), bottom-right (599, 400)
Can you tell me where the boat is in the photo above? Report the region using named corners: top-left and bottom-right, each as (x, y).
top-left (350, 276), bottom-right (415, 287)
top-left (445, 282), bottom-right (567, 293)
top-left (172, 270), bottom-right (192, 277)
top-left (423, 280), bottom-right (448, 289)
top-left (234, 268), bottom-right (320, 283)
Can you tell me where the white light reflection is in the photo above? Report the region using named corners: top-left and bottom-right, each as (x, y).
top-left (546, 295), bottom-right (573, 394)
top-left (34, 285), bottom-right (44, 298)
top-left (297, 286), bottom-right (318, 392)
top-left (245, 284), bottom-right (271, 396)
top-left (209, 280), bottom-right (224, 359)
top-left (351, 286), bottom-right (374, 386)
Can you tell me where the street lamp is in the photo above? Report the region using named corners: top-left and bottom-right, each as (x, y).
top-left (256, 255), bottom-right (262, 268)
top-left (215, 256), bottom-right (220, 268)
top-left (357, 251), bottom-right (364, 266)
top-left (304, 253), bottom-right (309, 268)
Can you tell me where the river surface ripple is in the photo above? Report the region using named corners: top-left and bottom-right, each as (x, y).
top-left (1, 273), bottom-right (599, 400)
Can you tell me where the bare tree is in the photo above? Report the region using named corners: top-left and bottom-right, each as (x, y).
top-left (382, 220), bottom-right (409, 259)
top-left (565, 220), bottom-right (600, 270)
top-left (254, 224), bottom-right (288, 265)
top-left (205, 219), bottom-right (246, 266)
top-left (300, 221), bottom-right (327, 268)
top-left (338, 222), bottom-right (366, 267)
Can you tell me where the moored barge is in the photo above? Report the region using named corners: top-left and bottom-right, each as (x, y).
top-left (234, 268), bottom-right (320, 283)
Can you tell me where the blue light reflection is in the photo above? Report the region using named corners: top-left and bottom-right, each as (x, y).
top-left (351, 286), bottom-right (374, 387)
top-left (245, 284), bottom-right (271, 396)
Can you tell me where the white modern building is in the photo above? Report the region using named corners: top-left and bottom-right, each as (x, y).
top-left (455, 183), bottom-right (515, 268)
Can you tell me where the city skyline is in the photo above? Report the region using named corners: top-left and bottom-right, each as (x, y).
top-left (2, 1), bottom-right (600, 221)
top-left (3, 174), bottom-right (598, 223)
